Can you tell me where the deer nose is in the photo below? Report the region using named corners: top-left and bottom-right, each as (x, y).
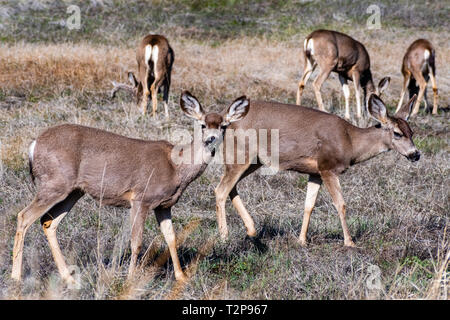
top-left (407, 151), bottom-right (420, 162)
top-left (205, 136), bottom-right (216, 146)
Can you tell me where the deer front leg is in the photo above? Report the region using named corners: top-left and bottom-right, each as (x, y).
top-left (128, 201), bottom-right (149, 279)
top-left (396, 73), bottom-right (410, 113)
top-left (155, 207), bottom-right (186, 282)
top-left (410, 70), bottom-right (427, 116)
top-left (215, 163), bottom-right (252, 240)
top-left (298, 174), bottom-right (322, 247)
top-left (321, 171), bottom-right (355, 247)
top-left (339, 75), bottom-right (351, 119)
top-left (429, 69), bottom-right (438, 115)
top-left (352, 71), bottom-right (362, 118)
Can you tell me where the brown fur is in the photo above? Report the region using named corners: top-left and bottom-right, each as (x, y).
top-left (296, 29), bottom-right (386, 119)
top-left (133, 34), bottom-right (174, 117)
top-left (215, 95), bottom-right (419, 247)
top-left (11, 92), bottom-right (250, 284)
top-left (397, 39), bottom-right (438, 115)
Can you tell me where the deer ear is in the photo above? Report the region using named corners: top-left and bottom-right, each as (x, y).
top-left (224, 96), bottom-right (250, 124)
top-left (128, 72), bottom-right (138, 88)
top-left (377, 77), bottom-right (390, 96)
top-left (395, 94), bottom-right (417, 121)
top-left (180, 91), bottom-right (205, 121)
top-left (368, 94), bottom-right (388, 125)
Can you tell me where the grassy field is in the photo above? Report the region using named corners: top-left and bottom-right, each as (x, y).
top-left (0, 0), bottom-right (448, 299)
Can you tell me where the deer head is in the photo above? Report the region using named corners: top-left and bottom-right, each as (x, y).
top-left (368, 93), bottom-right (420, 162)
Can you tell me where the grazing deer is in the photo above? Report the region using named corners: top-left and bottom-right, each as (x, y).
top-left (11, 91), bottom-right (249, 285)
top-left (296, 29), bottom-right (389, 119)
top-left (396, 39), bottom-right (438, 116)
top-left (215, 92), bottom-right (419, 248)
top-left (112, 34), bottom-right (174, 118)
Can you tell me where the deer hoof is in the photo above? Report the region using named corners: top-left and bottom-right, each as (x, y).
top-left (175, 272), bottom-right (188, 282)
top-left (298, 239), bottom-right (308, 248)
top-left (344, 241), bottom-right (356, 248)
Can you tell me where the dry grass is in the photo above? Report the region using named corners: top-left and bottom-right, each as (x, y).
top-left (0, 0), bottom-right (448, 300)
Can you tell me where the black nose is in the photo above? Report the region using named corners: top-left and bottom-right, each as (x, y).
top-left (408, 151), bottom-right (420, 162)
top-left (205, 136), bottom-right (216, 145)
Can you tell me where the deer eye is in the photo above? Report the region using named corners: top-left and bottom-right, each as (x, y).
top-left (394, 131), bottom-right (402, 139)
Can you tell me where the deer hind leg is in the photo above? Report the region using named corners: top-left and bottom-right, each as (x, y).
top-left (296, 58), bottom-right (316, 105)
top-left (215, 163), bottom-right (254, 241)
top-left (339, 75), bottom-right (351, 119)
top-left (298, 174), bottom-right (322, 247)
top-left (321, 171), bottom-right (355, 247)
top-left (11, 191), bottom-right (70, 282)
top-left (410, 69), bottom-right (427, 116)
top-left (155, 207), bottom-right (186, 281)
top-left (396, 72), bottom-right (411, 113)
top-left (162, 78), bottom-right (170, 119)
top-left (40, 189), bottom-right (84, 285)
top-left (127, 200), bottom-right (149, 279)
top-left (352, 71), bottom-right (363, 118)
top-left (312, 65), bottom-right (333, 112)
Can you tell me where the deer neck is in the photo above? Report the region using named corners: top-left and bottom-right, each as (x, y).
top-left (349, 125), bottom-right (391, 164)
top-left (173, 137), bottom-right (212, 187)
top-left (361, 71), bottom-right (376, 102)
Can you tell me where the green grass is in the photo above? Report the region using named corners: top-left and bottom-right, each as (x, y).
top-left (414, 136), bottom-right (447, 155)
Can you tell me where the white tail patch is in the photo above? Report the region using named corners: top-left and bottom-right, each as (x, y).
top-left (144, 44), bottom-right (152, 64)
top-left (306, 38), bottom-right (314, 55)
top-left (424, 49), bottom-right (430, 60)
top-left (29, 140), bottom-right (36, 163)
top-left (152, 45), bottom-right (159, 76)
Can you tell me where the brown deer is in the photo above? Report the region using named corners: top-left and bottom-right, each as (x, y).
top-left (11, 91), bottom-right (250, 285)
top-left (396, 39), bottom-right (438, 116)
top-left (296, 29), bottom-right (389, 119)
top-left (215, 92), bottom-right (419, 248)
top-left (112, 34), bottom-right (174, 118)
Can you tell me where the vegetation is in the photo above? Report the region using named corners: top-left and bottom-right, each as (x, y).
top-left (0, 0), bottom-right (448, 299)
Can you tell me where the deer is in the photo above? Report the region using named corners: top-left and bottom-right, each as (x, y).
top-left (396, 39), bottom-right (438, 116)
top-left (296, 29), bottom-right (389, 119)
top-left (215, 91), bottom-right (420, 248)
top-left (111, 34), bottom-right (174, 118)
top-left (11, 91), bottom-right (250, 285)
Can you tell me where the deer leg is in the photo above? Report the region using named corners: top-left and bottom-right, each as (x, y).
top-left (298, 174), bottom-right (322, 247)
top-left (140, 73), bottom-right (150, 115)
top-left (312, 66), bottom-right (332, 112)
top-left (296, 59), bottom-right (316, 105)
top-left (40, 190), bottom-right (84, 285)
top-left (410, 70), bottom-right (427, 116)
top-left (150, 82), bottom-right (158, 119)
top-left (162, 79), bottom-right (170, 119)
top-left (339, 75), bottom-right (351, 119)
top-left (228, 163), bottom-right (262, 238)
top-left (11, 192), bottom-right (70, 282)
top-left (155, 207), bottom-right (186, 281)
top-left (215, 163), bottom-right (253, 240)
top-left (396, 73), bottom-right (411, 113)
top-left (128, 200), bottom-right (149, 279)
top-left (429, 68), bottom-right (438, 115)
top-left (352, 72), bottom-right (362, 118)
top-left (321, 171), bottom-right (355, 247)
